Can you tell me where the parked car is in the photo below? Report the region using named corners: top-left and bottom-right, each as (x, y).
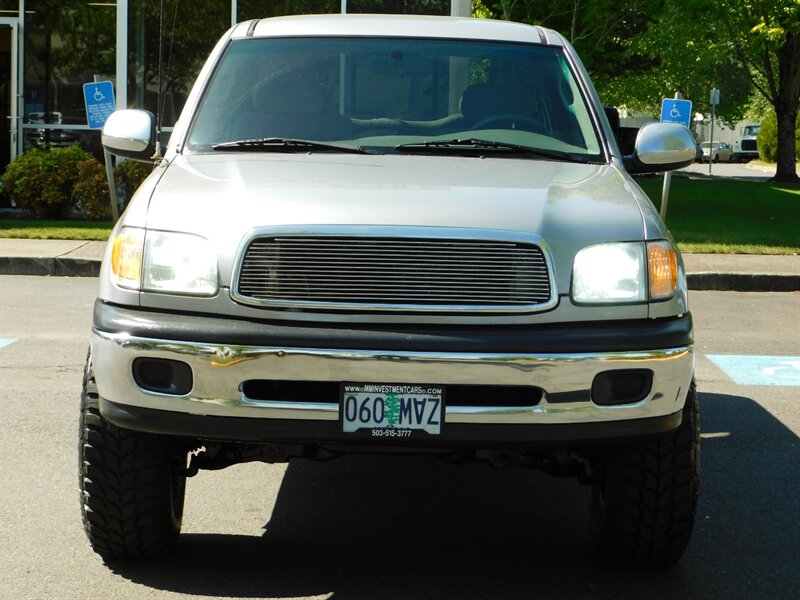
top-left (82, 14), bottom-right (699, 567)
top-left (701, 141), bottom-right (733, 163)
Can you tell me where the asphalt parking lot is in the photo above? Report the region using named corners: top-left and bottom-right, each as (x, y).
top-left (0, 276), bottom-right (798, 599)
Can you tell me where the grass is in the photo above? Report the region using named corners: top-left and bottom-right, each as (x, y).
top-left (635, 175), bottom-right (799, 254)
top-left (0, 219), bottom-right (113, 241)
top-left (1, 176), bottom-right (798, 253)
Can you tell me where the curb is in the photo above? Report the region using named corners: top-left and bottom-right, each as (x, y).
top-left (0, 256), bottom-right (101, 277)
top-left (686, 272), bottom-right (800, 292)
top-left (2, 256), bottom-right (797, 292)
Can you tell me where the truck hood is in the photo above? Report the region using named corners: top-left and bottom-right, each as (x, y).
top-left (145, 153), bottom-right (647, 291)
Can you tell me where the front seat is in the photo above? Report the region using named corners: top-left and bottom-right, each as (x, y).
top-left (231, 71), bottom-right (352, 141)
top-left (459, 82), bottom-right (536, 130)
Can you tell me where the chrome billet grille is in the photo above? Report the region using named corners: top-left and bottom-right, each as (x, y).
top-left (236, 236), bottom-right (553, 312)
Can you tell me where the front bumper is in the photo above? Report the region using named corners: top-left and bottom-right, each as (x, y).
top-left (91, 302), bottom-right (694, 445)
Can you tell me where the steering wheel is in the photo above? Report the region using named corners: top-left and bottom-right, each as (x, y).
top-left (471, 113), bottom-right (544, 132)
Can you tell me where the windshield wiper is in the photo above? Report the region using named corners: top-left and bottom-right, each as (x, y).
top-left (212, 137), bottom-right (373, 154)
top-left (395, 138), bottom-right (575, 161)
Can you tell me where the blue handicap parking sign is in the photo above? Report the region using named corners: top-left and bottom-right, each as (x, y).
top-left (83, 81), bottom-right (116, 129)
top-left (660, 98), bottom-right (693, 128)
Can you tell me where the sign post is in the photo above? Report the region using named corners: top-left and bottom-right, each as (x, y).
top-left (83, 79), bottom-right (119, 221)
top-left (708, 87), bottom-right (720, 176)
top-left (659, 94), bottom-right (692, 221)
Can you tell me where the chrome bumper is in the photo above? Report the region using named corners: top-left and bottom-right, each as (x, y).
top-left (91, 329), bottom-right (694, 426)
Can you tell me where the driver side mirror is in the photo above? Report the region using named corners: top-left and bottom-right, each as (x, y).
top-left (102, 109), bottom-right (157, 162)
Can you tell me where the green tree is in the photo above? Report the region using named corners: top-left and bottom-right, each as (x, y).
top-left (474, 1), bottom-right (754, 125)
top-left (697, 0), bottom-right (800, 183)
top-left (606, 2), bottom-right (754, 126)
top-left (590, 0), bottom-right (798, 181)
top-left (757, 109), bottom-right (800, 162)
top-left (475, 0), bottom-right (661, 90)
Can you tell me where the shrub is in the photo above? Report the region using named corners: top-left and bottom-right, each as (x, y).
top-left (0, 146), bottom-right (154, 220)
top-left (77, 158), bottom-right (154, 219)
top-left (757, 110), bottom-right (800, 163)
top-left (114, 159), bottom-right (152, 206)
top-left (0, 145), bottom-right (93, 218)
top-left (74, 159), bottom-right (112, 220)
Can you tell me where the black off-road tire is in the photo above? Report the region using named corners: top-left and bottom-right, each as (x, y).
top-left (79, 351), bottom-right (187, 558)
top-left (590, 379), bottom-right (700, 567)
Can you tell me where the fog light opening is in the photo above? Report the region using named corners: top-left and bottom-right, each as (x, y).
top-left (591, 370), bottom-right (653, 406)
top-left (133, 358), bottom-right (193, 396)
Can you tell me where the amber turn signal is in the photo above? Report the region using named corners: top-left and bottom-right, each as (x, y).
top-left (111, 227), bottom-right (144, 290)
top-left (647, 241), bottom-right (678, 300)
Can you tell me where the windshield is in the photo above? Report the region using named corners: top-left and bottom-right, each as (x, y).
top-left (186, 36), bottom-right (603, 160)
top-left (743, 125), bottom-right (761, 136)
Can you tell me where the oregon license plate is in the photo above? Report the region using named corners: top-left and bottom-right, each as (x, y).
top-left (341, 383), bottom-right (444, 436)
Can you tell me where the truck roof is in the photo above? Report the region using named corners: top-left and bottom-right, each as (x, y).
top-left (231, 14), bottom-right (564, 47)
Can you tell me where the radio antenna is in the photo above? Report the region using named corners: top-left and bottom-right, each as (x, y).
top-left (154, 0), bottom-right (165, 160)
top-left (154, 0), bottom-right (179, 161)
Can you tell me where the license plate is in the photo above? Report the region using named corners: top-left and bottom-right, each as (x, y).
top-left (341, 383), bottom-right (444, 436)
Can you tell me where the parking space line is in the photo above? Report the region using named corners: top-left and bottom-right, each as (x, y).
top-left (706, 355), bottom-right (800, 387)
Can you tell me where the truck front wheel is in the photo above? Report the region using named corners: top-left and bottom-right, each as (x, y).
top-left (79, 352), bottom-right (187, 558)
top-left (589, 379), bottom-right (699, 566)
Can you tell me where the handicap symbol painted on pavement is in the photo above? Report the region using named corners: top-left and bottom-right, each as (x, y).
top-left (706, 355), bottom-right (800, 386)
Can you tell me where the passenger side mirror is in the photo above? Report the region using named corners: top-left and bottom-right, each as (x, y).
top-left (102, 109), bottom-right (157, 162)
top-left (623, 122), bottom-right (696, 174)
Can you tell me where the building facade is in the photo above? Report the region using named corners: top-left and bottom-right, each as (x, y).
top-left (0, 0), bottom-right (470, 175)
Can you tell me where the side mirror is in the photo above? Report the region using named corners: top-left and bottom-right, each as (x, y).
top-left (623, 122), bottom-right (696, 174)
top-left (102, 109), bottom-right (156, 162)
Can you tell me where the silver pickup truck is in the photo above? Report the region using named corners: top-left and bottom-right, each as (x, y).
top-left (80, 14), bottom-right (699, 567)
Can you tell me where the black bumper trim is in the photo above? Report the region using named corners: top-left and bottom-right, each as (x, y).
top-left (94, 301), bottom-right (692, 354)
top-left (100, 398), bottom-right (683, 449)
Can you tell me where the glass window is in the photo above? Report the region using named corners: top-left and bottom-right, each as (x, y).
top-left (237, 0), bottom-right (339, 21)
top-left (128, 0), bottom-right (231, 129)
top-left (0, 2), bottom-right (19, 14)
top-left (1, 22), bottom-right (13, 176)
top-left (237, 0), bottom-right (451, 20)
top-left (186, 36), bottom-right (602, 159)
top-left (346, 0), bottom-right (449, 14)
top-left (23, 0), bottom-right (115, 156)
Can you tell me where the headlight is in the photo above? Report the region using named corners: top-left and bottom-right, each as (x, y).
top-left (143, 231), bottom-right (218, 295)
top-left (109, 228), bottom-right (218, 295)
top-left (572, 241), bottom-right (679, 303)
top-left (572, 242), bottom-right (646, 303)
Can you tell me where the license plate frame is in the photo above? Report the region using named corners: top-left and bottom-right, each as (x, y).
top-left (340, 383), bottom-right (444, 437)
